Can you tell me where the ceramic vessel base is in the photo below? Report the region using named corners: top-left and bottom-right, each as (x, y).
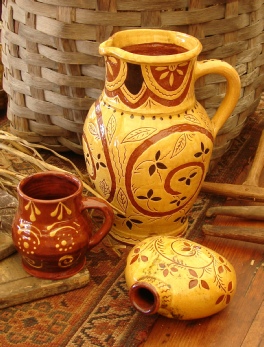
top-left (21, 257), bottom-right (86, 280)
top-left (110, 222), bottom-right (188, 245)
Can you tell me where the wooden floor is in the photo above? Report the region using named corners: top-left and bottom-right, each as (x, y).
top-left (140, 163), bottom-right (264, 346)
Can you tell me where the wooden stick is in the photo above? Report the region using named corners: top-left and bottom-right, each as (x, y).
top-left (206, 206), bottom-right (264, 221)
top-left (201, 182), bottom-right (264, 202)
top-left (202, 130), bottom-right (264, 201)
top-left (202, 224), bottom-right (264, 244)
top-left (243, 130), bottom-right (264, 187)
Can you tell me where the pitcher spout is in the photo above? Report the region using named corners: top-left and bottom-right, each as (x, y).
top-left (99, 29), bottom-right (202, 65)
top-left (99, 29), bottom-right (202, 113)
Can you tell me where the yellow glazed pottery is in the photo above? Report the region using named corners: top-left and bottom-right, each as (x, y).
top-left (83, 29), bottom-right (240, 244)
top-left (125, 236), bottom-right (237, 319)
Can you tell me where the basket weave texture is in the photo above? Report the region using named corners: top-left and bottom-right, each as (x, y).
top-left (1, 0), bottom-right (264, 158)
top-left (0, 43), bottom-right (7, 110)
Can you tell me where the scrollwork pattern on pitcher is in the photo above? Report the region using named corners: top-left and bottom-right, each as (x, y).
top-left (125, 124), bottom-right (213, 217)
top-left (83, 101), bottom-right (213, 234)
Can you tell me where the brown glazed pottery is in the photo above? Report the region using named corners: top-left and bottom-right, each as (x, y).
top-left (83, 29), bottom-right (240, 244)
top-left (12, 171), bottom-right (114, 279)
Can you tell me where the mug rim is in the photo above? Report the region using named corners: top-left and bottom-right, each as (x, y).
top-left (18, 171), bottom-right (82, 203)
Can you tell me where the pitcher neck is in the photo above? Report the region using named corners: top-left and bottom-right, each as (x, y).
top-left (101, 58), bottom-right (197, 114)
top-left (99, 30), bottom-right (201, 114)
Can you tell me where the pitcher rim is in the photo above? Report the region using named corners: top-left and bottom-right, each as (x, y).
top-left (99, 29), bottom-right (202, 64)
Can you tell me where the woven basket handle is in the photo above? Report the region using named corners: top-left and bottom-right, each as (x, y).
top-left (195, 60), bottom-right (241, 138)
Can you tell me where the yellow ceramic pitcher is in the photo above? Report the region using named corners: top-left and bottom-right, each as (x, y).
top-left (83, 29), bottom-right (240, 244)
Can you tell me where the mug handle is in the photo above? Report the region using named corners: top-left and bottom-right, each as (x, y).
top-left (80, 197), bottom-right (114, 249)
top-left (194, 60), bottom-right (241, 138)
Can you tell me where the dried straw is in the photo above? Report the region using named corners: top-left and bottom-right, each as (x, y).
top-left (0, 130), bottom-right (127, 255)
top-left (0, 130), bottom-right (122, 214)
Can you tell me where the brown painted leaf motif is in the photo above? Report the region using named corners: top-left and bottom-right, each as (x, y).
top-left (215, 295), bottom-right (225, 305)
top-left (228, 281), bottom-right (233, 291)
top-left (149, 164), bottom-right (156, 176)
top-left (130, 219), bottom-right (143, 224)
top-left (163, 269), bottom-right (169, 277)
top-left (130, 254), bottom-right (139, 265)
top-left (88, 122), bottom-right (99, 137)
top-left (171, 134), bottom-right (186, 158)
top-left (156, 163), bottom-right (167, 170)
top-left (184, 114), bottom-right (201, 124)
top-left (117, 213), bottom-right (126, 219)
top-left (107, 115), bottom-right (116, 144)
top-left (189, 279), bottom-right (198, 289)
top-left (224, 265), bottom-right (231, 272)
top-left (218, 265), bottom-right (224, 274)
top-left (219, 256), bottom-right (225, 263)
top-left (155, 151), bottom-right (161, 160)
top-left (117, 188), bottom-right (128, 212)
top-left (189, 269), bottom-right (198, 277)
top-left (147, 189), bottom-right (154, 198)
top-left (126, 221), bottom-right (133, 230)
top-left (182, 242), bottom-right (191, 251)
top-left (194, 152), bottom-right (202, 158)
top-left (171, 267), bottom-right (178, 272)
top-left (141, 255), bottom-right (148, 262)
top-left (201, 280), bottom-right (210, 290)
top-left (122, 127), bottom-right (156, 143)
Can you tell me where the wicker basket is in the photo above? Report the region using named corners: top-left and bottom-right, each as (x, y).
top-left (0, 21), bottom-right (7, 111)
top-left (1, 0), bottom-right (264, 160)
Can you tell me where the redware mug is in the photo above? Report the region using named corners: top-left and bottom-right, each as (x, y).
top-left (12, 171), bottom-right (114, 279)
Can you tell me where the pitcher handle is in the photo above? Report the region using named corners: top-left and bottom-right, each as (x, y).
top-left (80, 197), bottom-right (114, 249)
top-left (195, 60), bottom-right (241, 138)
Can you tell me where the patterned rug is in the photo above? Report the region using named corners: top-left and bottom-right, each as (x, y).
top-left (0, 95), bottom-right (263, 347)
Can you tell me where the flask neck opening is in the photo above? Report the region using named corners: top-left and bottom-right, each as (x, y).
top-left (129, 282), bottom-right (159, 315)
